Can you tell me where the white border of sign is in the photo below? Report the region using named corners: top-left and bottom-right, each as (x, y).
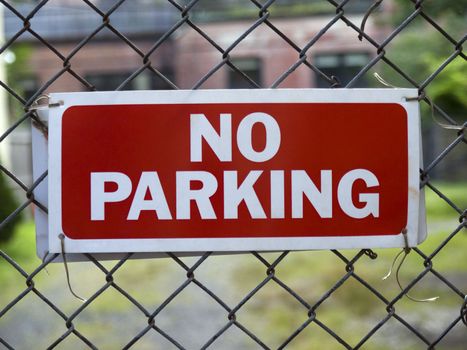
top-left (43, 89), bottom-right (425, 254)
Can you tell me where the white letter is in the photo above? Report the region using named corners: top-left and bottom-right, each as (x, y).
top-left (338, 169), bottom-right (379, 218)
top-left (237, 112), bottom-right (281, 162)
top-left (271, 170), bottom-right (285, 219)
top-left (291, 170), bottom-right (332, 218)
top-left (91, 172), bottom-right (132, 221)
top-left (127, 172), bottom-right (172, 220)
top-left (224, 171), bottom-right (266, 219)
top-left (176, 171), bottom-right (217, 219)
top-left (190, 113), bottom-right (232, 162)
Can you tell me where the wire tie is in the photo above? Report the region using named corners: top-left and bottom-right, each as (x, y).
top-left (374, 73), bottom-right (462, 131)
top-left (382, 249), bottom-right (404, 281)
top-left (59, 234), bottom-right (87, 303)
top-left (28, 94), bottom-right (64, 111)
top-left (383, 229), bottom-right (439, 303)
top-left (422, 95), bottom-right (463, 131)
top-left (373, 72), bottom-right (399, 88)
top-left (29, 94), bottom-right (49, 110)
top-left (28, 94), bottom-right (52, 140)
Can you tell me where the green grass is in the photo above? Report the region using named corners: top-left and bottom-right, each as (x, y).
top-left (231, 227), bottom-right (467, 349)
top-left (0, 221), bottom-right (41, 284)
top-left (424, 181), bottom-right (467, 220)
top-left (230, 181), bottom-right (467, 349)
top-left (0, 182), bottom-right (465, 349)
top-left (0, 221), bottom-right (37, 261)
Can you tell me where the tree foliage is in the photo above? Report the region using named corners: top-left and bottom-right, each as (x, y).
top-left (377, 0), bottom-right (466, 120)
top-left (393, 0), bottom-right (466, 23)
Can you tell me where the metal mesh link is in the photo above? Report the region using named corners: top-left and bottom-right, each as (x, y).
top-left (0, 0), bottom-right (465, 348)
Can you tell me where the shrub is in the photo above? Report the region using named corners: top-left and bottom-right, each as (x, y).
top-left (0, 170), bottom-right (22, 243)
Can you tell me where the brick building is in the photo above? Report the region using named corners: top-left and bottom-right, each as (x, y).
top-left (4, 0), bottom-right (388, 94)
top-left (8, 0), bottom-right (440, 196)
top-left (174, 15), bottom-right (388, 89)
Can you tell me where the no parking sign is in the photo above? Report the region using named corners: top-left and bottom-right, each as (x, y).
top-left (38, 89), bottom-right (425, 254)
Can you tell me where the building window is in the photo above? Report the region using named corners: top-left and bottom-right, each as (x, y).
top-left (228, 58), bottom-right (261, 89)
top-left (314, 52), bottom-right (370, 88)
top-left (86, 73), bottom-right (129, 91)
top-left (150, 67), bottom-right (175, 90)
top-left (86, 68), bottom-right (174, 91)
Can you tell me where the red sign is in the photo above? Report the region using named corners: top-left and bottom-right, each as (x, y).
top-left (48, 90), bottom-right (423, 253)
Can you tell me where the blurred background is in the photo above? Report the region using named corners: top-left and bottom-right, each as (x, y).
top-left (0, 0), bottom-right (466, 349)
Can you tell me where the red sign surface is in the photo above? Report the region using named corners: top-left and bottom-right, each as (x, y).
top-left (61, 102), bottom-right (408, 240)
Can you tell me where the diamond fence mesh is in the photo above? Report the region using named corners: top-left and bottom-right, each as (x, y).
top-left (0, 0), bottom-right (466, 349)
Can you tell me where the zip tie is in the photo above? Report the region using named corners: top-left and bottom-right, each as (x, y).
top-left (383, 229), bottom-right (439, 303)
top-left (59, 234), bottom-right (87, 303)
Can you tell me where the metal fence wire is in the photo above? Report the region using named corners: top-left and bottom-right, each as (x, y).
top-left (0, 0), bottom-right (466, 349)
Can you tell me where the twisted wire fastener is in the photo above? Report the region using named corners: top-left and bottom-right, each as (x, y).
top-left (383, 229), bottom-right (439, 303)
top-left (59, 234), bottom-right (87, 303)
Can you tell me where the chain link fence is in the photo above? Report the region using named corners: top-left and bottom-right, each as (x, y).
top-left (0, 0), bottom-right (466, 349)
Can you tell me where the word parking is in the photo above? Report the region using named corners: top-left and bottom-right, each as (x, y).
top-left (90, 112), bottom-right (380, 222)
